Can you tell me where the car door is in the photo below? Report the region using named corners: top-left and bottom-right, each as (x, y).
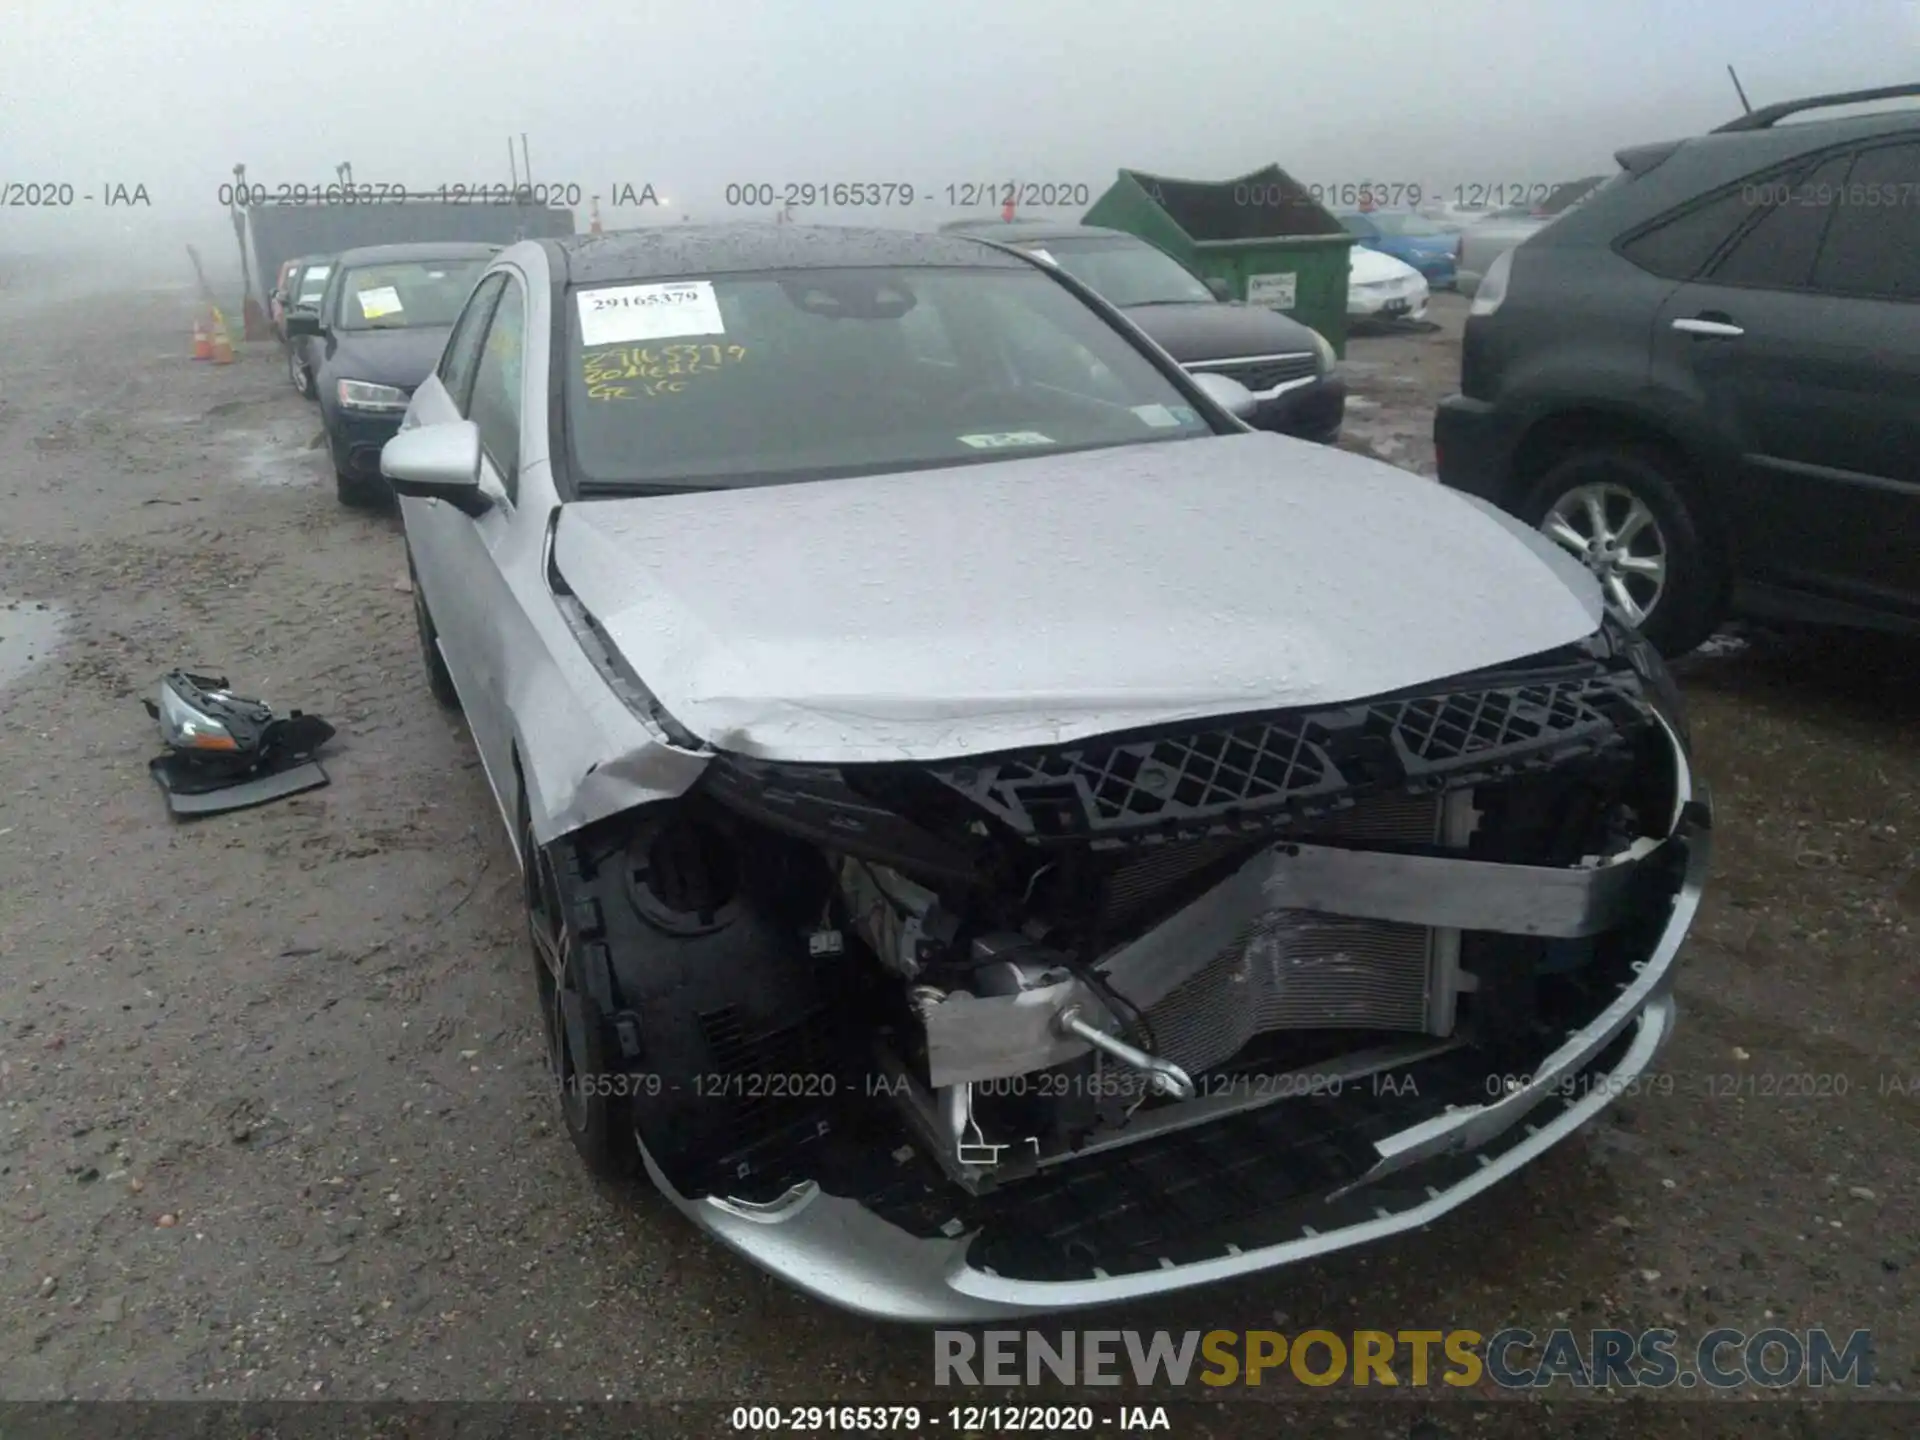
top-left (400, 271), bottom-right (504, 705)
top-left (296, 262), bottom-right (338, 375)
top-left (400, 270), bottom-right (529, 807)
top-left (1648, 141), bottom-right (1920, 614)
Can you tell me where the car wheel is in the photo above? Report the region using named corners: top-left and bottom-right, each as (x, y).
top-left (408, 552), bottom-right (460, 710)
top-left (1520, 446), bottom-right (1721, 657)
top-left (289, 349), bottom-right (310, 397)
top-left (523, 788), bottom-right (639, 1180)
top-left (335, 469), bottom-right (383, 508)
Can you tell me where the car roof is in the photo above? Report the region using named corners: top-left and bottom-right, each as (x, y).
top-left (332, 241), bottom-right (503, 266)
top-left (549, 223), bottom-right (1032, 284)
top-left (936, 219), bottom-right (1137, 243)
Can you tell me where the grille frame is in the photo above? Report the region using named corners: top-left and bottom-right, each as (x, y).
top-left (929, 672), bottom-right (1644, 846)
top-left (1185, 352), bottom-right (1319, 392)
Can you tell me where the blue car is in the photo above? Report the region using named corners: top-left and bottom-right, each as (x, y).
top-left (1337, 211), bottom-right (1460, 290)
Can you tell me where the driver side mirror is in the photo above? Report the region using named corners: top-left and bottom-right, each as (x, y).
top-left (285, 310), bottom-right (322, 338)
top-left (1189, 370), bottom-right (1258, 421)
top-left (1204, 276), bottom-right (1235, 302)
top-left (381, 420), bottom-right (492, 517)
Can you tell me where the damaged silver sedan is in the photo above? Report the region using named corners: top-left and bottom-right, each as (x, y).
top-left (382, 225), bottom-right (1710, 1322)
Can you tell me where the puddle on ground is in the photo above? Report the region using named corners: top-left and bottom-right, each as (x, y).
top-left (230, 433), bottom-right (322, 488)
top-left (0, 598), bottom-right (67, 691)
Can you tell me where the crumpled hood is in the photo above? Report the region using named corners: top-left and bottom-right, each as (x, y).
top-left (551, 431), bottom-right (1604, 763)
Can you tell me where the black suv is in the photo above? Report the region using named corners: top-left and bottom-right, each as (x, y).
top-left (941, 219), bottom-right (1346, 443)
top-left (1435, 83), bottom-right (1919, 655)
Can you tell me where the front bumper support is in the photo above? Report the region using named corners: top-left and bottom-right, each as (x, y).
top-left (642, 778), bottom-right (1711, 1322)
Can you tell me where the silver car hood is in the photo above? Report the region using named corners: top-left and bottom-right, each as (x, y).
top-left (550, 432), bottom-right (1604, 763)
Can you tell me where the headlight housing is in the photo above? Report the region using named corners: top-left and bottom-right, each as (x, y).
top-left (1470, 248), bottom-right (1513, 317)
top-left (1610, 617), bottom-right (1689, 743)
top-left (1308, 326), bottom-right (1336, 372)
top-left (337, 379), bottom-right (410, 412)
top-left (155, 674), bottom-right (241, 752)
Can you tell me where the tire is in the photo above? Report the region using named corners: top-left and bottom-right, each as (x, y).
top-left (335, 468), bottom-right (383, 508)
top-left (1518, 445), bottom-right (1722, 658)
top-left (409, 551), bottom-right (460, 710)
top-left (522, 786), bottom-right (639, 1180)
top-left (288, 348), bottom-right (311, 397)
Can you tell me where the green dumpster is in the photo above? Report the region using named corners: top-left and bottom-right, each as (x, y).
top-left (1083, 166), bottom-right (1358, 356)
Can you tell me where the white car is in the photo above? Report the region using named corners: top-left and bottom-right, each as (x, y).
top-left (1455, 178), bottom-right (1613, 294)
top-left (1347, 244), bottom-right (1430, 323)
top-left (375, 224), bottom-right (1709, 1322)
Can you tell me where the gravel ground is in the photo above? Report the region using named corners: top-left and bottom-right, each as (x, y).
top-left (0, 275), bottom-right (1914, 1436)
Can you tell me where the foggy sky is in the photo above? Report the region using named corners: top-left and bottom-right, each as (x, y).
top-left (4, 0), bottom-right (1917, 268)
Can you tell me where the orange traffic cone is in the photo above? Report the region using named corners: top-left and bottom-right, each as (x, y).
top-left (191, 320), bottom-right (212, 361)
top-left (210, 323), bottom-right (234, 365)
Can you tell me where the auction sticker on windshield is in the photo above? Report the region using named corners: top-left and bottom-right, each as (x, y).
top-left (579, 281), bottom-right (726, 346)
top-left (356, 286), bottom-right (403, 319)
top-left (958, 431), bottom-right (1054, 449)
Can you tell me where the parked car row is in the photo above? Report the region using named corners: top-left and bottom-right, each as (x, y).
top-left (275, 255), bottom-right (336, 395)
top-left (284, 244), bottom-right (500, 504)
top-left (1337, 209), bottom-right (1460, 290)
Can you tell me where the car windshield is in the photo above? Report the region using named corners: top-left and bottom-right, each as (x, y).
top-left (332, 259), bottom-right (487, 331)
top-left (566, 264), bottom-right (1219, 491)
top-left (1026, 238), bottom-right (1216, 306)
top-left (1368, 213), bottom-right (1448, 237)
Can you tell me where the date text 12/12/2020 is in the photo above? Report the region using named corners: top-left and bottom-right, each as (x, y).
top-left (723, 181), bottom-right (1094, 209)
top-left (215, 181), bottom-right (662, 208)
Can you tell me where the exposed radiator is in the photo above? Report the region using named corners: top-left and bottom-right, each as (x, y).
top-left (1147, 913), bottom-right (1435, 1076)
top-left (1135, 789), bottom-right (1471, 1076)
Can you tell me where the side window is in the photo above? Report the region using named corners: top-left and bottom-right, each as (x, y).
top-left (1708, 152), bottom-right (1856, 290)
top-left (1810, 142), bottom-right (1920, 301)
top-left (296, 265), bottom-right (332, 308)
top-left (1617, 185), bottom-right (1761, 280)
top-left (469, 280), bottom-right (526, 503)
top-left (438, 274), bottom-right (507, 412)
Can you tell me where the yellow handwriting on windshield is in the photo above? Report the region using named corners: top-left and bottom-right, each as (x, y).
top-left (583, 343), bottom-right (749, 400)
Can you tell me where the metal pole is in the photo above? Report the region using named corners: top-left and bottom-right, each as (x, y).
top-left (1727, 65), bottom-right (1753, 114)
top-left (521, 134), bottom-right (532, 198)
top-left (508, 138), bottom-right (519, 193)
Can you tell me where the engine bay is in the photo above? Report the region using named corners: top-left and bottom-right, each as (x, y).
top-left (554, 630), bottom-right (1693, 1216)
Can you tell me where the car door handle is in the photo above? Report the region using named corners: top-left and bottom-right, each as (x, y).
top-left (1672, 316), bottom-right (1744, 338)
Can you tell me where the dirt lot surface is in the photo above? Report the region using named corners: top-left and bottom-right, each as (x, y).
top-left (0, 275), bottom-right (1914, 1437)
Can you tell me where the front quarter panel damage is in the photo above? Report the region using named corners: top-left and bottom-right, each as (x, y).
top-left (496, 523), bottom-right (710, 852)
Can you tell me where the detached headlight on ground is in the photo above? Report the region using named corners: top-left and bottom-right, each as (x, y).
top-left (337, 379), bottom-right (410, 412)
top-left (154, 673), bottom-right (240, 752)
